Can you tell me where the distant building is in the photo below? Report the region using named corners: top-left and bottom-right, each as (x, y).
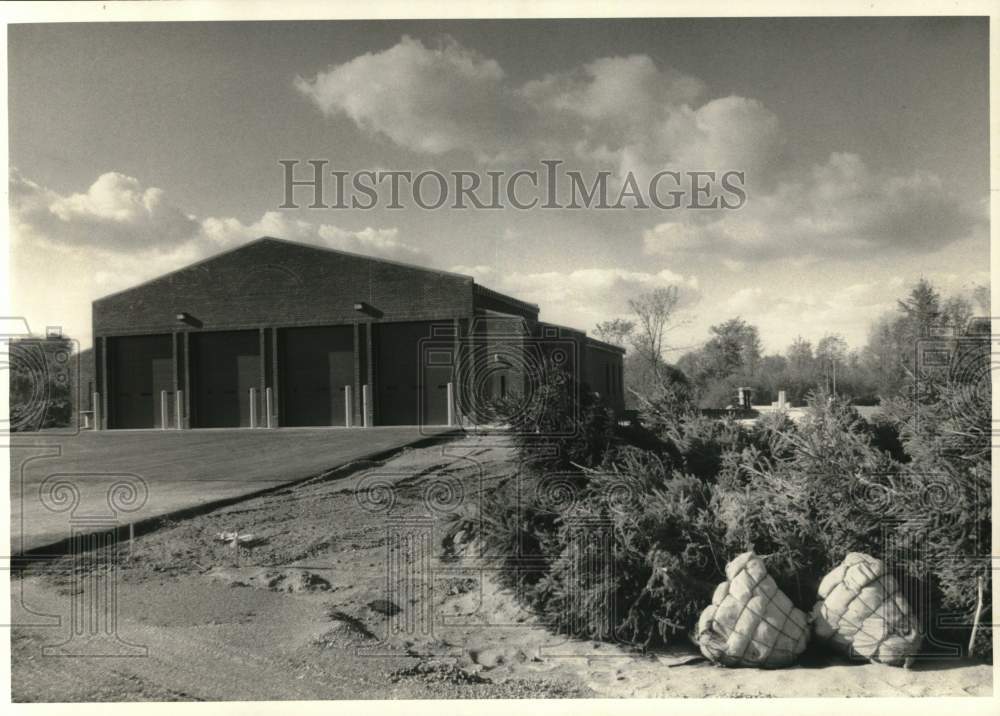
top-left (91, 237), bottom-right (624, 429)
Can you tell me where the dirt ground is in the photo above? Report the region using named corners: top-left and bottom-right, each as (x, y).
top-left (11, 436), bottom-right (993, 701)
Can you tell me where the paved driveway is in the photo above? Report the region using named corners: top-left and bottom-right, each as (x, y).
top-left (10, 427), bottom-right (450, 555)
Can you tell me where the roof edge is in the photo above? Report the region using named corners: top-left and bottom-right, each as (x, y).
top-left (473, 283), bottom-right (540, 316)
top-left (586, 336), bottom-right (627, 354)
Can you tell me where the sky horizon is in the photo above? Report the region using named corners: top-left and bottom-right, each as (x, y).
top-left (8, 18), bottom-right (990, 354)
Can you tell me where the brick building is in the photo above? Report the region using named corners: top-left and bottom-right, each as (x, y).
top-left (91, 237), bottom-right (624, 429)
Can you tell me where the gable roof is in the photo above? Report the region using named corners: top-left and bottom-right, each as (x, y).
top-left (94, 236), bottom-right (476, 303)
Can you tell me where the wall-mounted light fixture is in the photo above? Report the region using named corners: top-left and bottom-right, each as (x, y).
top-left (353, 302), bottom-right (383, 318)
top-left (176, 312), bottom-right (203, 328)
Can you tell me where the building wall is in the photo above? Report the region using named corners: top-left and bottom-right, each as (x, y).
top-left (584, 342), bottom-right (626, 414)
top-left (465, 315), bottom-right (530, 421)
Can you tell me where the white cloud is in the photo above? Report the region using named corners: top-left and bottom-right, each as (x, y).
top-left (296, 36), bottom-right (781, 175)
top-left (667, 97), bottom-right (781, 179)
top-left (12, 169), bottom-right (198, 249)
top-left (520, 54), bottom-right (704, 125)
top-left (643, 152), bottom-right (986, 260)
top-left (295, 35), bottom-right (515, 160)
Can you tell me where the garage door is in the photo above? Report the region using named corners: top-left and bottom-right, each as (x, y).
top-left (108, 334), bottom-right (174, 429)
top-left (279, 325), bottom-right (354, 426)
top-left (190, 330), bottom-right (260, 428)
top-left (375, 322), bottom-right (449, 426)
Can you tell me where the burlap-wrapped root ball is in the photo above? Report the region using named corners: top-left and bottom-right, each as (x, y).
top-left (696, 551), bottom-right (810, 668)
top-left (811, 552), bottom-right (921, 667)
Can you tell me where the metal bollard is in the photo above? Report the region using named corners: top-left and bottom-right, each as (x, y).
top-left (249, 387), bottom-right (257, 428)
top-left (344, 385), bottom-right (353, 427)
top-left (160, 390), bottom-right (169, 430)
top-left (362, 384), bottom-right (371, 428)
top-left (176, 390), bottom-right (184, 429)
top-left (265, 387), bottom-right (273, 428)
top-left (93, 391), bottom-right (101, 431)
top-left (447, 381), bottom-right (455, 427)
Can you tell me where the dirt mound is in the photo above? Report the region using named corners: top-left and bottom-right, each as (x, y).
top-left (209, 567), bottom-right (333, 593)
top-left (390, 659), bottom-right (490, 685)
top-left (314, 611), bottom-right (377, 649)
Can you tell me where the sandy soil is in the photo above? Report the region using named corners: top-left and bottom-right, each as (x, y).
top-left (12, 436), bottom-right (992, 700)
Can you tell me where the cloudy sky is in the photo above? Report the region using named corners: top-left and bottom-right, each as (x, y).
top-left (8, 18), bottom-right (989, 353)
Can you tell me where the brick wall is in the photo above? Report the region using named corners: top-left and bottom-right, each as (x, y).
top-left (583, 340), bottom-right (626, 414)
top-left (93, 238), bottom-right (476, 336)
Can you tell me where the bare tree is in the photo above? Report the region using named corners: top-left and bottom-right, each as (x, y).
top-left (593, 318), bottom-right (635, 348)
top-left (972, 283), bottom-right (990, 314)
top-left (816, 333), bottom-right (848, 394)
top-left (628, 286), bottom-right (681, 381)
top-left (940, 295), bottom-right (973, 335)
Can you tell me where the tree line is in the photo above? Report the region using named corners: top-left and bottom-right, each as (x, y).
top-left (595, 278), bottom-right (988, 409)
